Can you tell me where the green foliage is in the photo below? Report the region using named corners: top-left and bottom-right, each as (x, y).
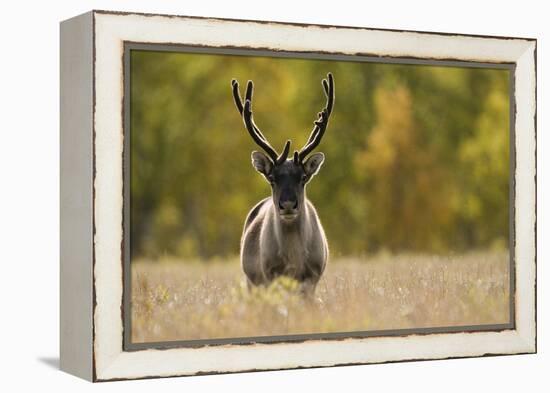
top-left (130, 50), bottom-right (510, 260)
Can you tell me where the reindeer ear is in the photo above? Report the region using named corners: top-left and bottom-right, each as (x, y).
top-left (251, 151), bottom-right (273, 176)
top-left (303, 152), bottom-right (325, 178)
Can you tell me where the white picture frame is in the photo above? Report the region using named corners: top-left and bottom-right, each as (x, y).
top-left (60, 10), bottom-right (536, 381)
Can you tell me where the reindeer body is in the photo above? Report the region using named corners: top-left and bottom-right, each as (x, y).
top-left (241, 195), bottom-right (328, 294)
top-left (231, 73), bottom-right (335, 295)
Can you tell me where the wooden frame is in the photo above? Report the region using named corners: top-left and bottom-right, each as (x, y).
top-left (60, 10), bottom-right (537, 382)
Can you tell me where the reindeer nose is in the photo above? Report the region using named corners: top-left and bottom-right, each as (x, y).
top-left (279, 200), bottom-right (298, 211)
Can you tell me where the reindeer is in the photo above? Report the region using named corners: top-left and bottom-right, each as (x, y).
top-left (231, 73), bottom-right (335, 296)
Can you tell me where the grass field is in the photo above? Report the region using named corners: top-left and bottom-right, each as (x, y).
top-left (131, 251), bottom-right (510, 343)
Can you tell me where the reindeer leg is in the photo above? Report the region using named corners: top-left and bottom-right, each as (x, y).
top-left (299, 279), bottom-right (317, 298)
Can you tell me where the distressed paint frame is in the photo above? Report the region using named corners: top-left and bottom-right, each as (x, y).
top-left (60, 10), bottom-right (537, 382)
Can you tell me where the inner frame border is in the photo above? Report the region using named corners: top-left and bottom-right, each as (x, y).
top-left (122, 41), bottom-right (517, 352)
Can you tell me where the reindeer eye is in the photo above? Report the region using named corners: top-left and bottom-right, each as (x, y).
top-left (267, 175), bottom-right (274, 183)
top-left (302, 175), bottom-right (308, 182)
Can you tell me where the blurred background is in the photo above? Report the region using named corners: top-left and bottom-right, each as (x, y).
top-left (130, 49), bottom-right (510, 262)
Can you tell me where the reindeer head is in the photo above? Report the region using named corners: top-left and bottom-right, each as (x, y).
top-left (232, 73), bottom-right (335, 223)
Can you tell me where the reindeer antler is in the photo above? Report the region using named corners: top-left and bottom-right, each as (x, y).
top-left (232, 79), bottom-right (290, 164)
top-left (296, 73), bottom-right (335, 163)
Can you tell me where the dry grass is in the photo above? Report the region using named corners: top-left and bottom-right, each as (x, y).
top-left (131, 251), bottom-right (510, 343)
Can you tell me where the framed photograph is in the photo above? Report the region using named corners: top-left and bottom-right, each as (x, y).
top-left (60, 10), bottom-right (537, 381)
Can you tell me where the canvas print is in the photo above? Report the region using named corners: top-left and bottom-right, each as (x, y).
top-left (127, 48), bottom-right (512, 345)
